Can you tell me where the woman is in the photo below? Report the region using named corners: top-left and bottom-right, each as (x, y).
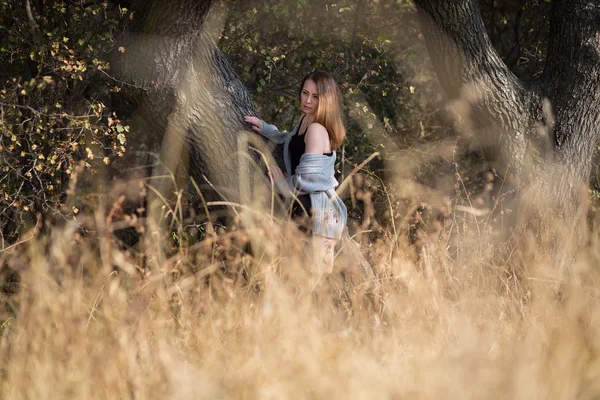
top-left (243, 70), bottom-right (347, 273)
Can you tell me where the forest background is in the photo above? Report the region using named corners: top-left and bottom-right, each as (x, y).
top-left (1, 0), bottom-right (570, 240)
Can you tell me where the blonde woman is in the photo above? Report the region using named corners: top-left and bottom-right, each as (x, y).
top-left (244, 70), bottom-right (347, 273)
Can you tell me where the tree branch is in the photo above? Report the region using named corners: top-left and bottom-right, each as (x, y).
top-left (413, 1), bottom-right (521, 99)
top-left (412, 0), bottom-right (539, 183)
top-left (24, 0), bottom-right (38, 35)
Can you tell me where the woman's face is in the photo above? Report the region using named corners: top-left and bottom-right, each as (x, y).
top-left (300, 79), bottom-right (319, 116)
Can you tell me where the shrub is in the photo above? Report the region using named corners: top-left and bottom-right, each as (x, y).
top-left (0, 1), bottom-right (128, 241)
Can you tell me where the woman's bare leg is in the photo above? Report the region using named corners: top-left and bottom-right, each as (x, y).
top-left (312, 235), bottom-right (337, 274)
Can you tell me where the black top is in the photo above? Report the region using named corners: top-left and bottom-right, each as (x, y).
top-left (289, 125), bottom-right (306, 176)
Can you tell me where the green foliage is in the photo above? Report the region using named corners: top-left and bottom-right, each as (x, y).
top-left (0, 1), bottom-right (128, 237)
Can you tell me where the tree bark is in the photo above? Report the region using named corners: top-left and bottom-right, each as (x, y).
top-left (413, 0), bottom-right (600, 213)
top-left (114, 0), bottom-right (261, 205)
top-left (540, 0), bottom-right (600, 201)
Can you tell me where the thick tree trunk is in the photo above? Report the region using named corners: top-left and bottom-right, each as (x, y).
top-left (540, 0), bottom-right (600, 202)
top-left (413, 0), bottom-right (600, 214)
top-left (114, 0), bottom-right (261, 205)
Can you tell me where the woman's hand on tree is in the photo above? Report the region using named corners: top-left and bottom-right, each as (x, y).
top-left (243, 116), bottom-right (264, 134)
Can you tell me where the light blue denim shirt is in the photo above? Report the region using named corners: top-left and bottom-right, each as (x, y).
top-left (261, 120), bottom-right (347, 240)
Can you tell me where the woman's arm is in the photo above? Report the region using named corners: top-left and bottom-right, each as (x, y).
top-left (304, 123), bottom-right (330, 154)
top-left (274, 156), bottom-right (337, 197)
top-left (243, 115), bottom-right (288, 144)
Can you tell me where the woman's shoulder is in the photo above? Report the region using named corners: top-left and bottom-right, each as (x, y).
top-left (307, 121), bottom-right (326, 130)
top-left (305, 122), bottom-right (328, 139)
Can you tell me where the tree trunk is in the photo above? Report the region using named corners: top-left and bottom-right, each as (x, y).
top-left (413, 0), bottom-right (600, 215)
top-left (114, 0), bottom-right (262, 206)
top-left (540, 0), bottom-right (600, 202)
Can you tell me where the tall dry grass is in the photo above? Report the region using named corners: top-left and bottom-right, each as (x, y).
top-left (2, 170), bottom-right (600, 400)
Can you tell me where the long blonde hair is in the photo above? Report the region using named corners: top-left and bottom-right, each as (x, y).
top-left (299, 71), bottom-right (346, 150)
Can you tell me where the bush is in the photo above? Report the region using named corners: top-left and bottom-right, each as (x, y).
top-left (0, 1), bottom-right (129, 240)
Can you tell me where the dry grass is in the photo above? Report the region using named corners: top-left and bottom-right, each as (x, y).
top-left (2, 172), bottom-right (600, 400)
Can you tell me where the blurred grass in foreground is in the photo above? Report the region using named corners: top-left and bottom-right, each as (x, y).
top-left (2, 172), bottom-right (600, 400)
